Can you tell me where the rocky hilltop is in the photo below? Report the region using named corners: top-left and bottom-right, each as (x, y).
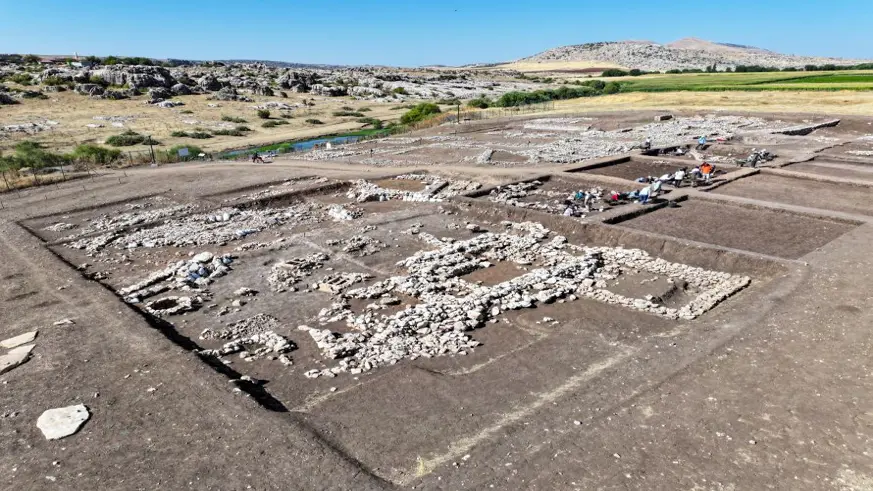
top-left (521, 37), bottom-right (871, 71)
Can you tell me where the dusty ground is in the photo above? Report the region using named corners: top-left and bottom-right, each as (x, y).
top-left (3, 110), bottom-right (873, 491)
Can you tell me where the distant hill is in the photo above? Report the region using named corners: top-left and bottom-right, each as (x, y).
top-left (516, 38), bottom-right (872, 71)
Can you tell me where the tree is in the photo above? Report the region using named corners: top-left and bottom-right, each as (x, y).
top-left (603, 82), bottom-right (621, 94)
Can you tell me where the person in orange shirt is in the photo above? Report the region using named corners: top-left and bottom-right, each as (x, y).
top-left (700, 162), bottom-right (714, 183)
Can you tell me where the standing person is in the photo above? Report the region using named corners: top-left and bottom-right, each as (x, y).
top-left (673, 168), bottom-right (686, 187)
top-left (700, 162), bottom-right (714, 183)
top-left (696, 135), bottom-right (707, 150)
top-left (642, 137), bottom-right (652, 151)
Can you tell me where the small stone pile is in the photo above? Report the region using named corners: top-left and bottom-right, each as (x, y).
top-left (118, 251), bottom-right (234, 309)
top-left (268, 253), bottom-right (330, 292)
top-left (327, 235), bottom-right (386, 257)
top-left (200, 314), bottom-right (294, 365)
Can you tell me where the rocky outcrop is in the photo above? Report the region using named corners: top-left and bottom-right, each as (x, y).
top-left (92, 65), bottom-right (175, 88)
top-left (74, 83), bottom-right (104, 96)
top-left (171, 83), bottom-right (194, 95)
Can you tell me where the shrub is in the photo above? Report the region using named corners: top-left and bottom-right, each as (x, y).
top-left (357, 107), bottom-right (371, 112)
top-left (603, 82), bottom-right (621, 94)
top-left (212, 129), bottom-right (244, 136)
top-left (168, 145), bottom-right (203, 159)
top-left (601, 69), bottom-right (629, 77)
top-left (180, 109), bottom-right (194, 114)
top-left (2, 141), bottom-right (69, 171)
top-left (256, 109), bottom-right (271, 119)
top-left (171, 130), bottom-right (213, 139)
top-left (236, 125), bottom-right (251, 132)
top-left (7, 73), bottom-right (33, 85)
top-left (436, 98), bottom-right (461, 106)
top-left (341, 106), bottom-right (354, 111)
top-left (491, 87), bottom-right (597, 107)
top-left (106, 130), bottom-right (151, 146)
top-left (305, 118), bottom-right (324, 125)
top-left (221, 115), bottom-right (247, 123)
top-left (357, 117), bottom-right (383, 129)
top-left (400, 103), bottom-right (441, 125)
top-left (629, 69), bottom-right (643, 76)
top-left (68, 144), bottom-right (121, 165)
top-left (333, 110), bottom-right (364, 117)
top-left (88, 75), bottom-right (108, 86)
top-left (467, 97), bottom-right (491, 109)
top-left (279, 91), bottom-right (288, 98)
top-left (261, 120), bottom-right (289, 128)
top-left (42, 76), bottom-right (69, 87)
top-left (391, 87), bottom-right (408, 95)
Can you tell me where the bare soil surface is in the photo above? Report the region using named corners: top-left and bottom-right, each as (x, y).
top-left (786, 159), bottom-right (873, 182)
top-left (712, 173), bottom-right (873, 217)
top-left (616, 198), bottom-right (856, 259)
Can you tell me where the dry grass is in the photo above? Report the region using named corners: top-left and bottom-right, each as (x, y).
top-left (0, 91), bottom-right (401, 154)
top-left (549, 91), bottom-right (873, 116)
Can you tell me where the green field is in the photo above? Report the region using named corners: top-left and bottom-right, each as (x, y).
top-left (611, 71), bottom-right (873, 92)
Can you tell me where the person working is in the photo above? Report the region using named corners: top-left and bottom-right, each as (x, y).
top-left (700, 162), bottom-right (714, 183)
top-left (639, 185), bottom-right (651, 204)
top-left (696, 136), bottom-right (707, 150)
top-left (672, 168), bottom-right (686, 187)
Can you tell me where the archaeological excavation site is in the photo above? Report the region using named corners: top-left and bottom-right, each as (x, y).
top-left (3, 109), bottom-right (873, 489)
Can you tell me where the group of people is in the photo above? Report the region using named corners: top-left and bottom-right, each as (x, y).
top-left (562, 187), bottom-right (605, 217)
top-left (630, 163), bottom-right (717, 204)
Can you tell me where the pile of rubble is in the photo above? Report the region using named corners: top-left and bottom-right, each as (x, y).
top-left (268, 253), bottom-right (330, 292)
top-left (346, 174), bottom-right (481, 203)
top-left (200, 314), bottom-right (294, 365)
top-left (118, 251), bottom-right (235, 315)
top-left (326, 234), bottom-right (386, 257)
top-left (63, 202), bottom-right (196, 241)
top-left (298, 221), bottom-right (751, 377)
top-left (68, 203), bottom-right (326, 253)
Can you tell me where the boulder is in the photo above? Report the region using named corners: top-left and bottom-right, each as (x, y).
top-left (147, 87), bottom-right (173, 102)
top-left (74, 83), bottom-right (104, 96)
top-left (171, 83), bottom-right (193, 95)
top-left (197, 74), bottom-right (223, 91)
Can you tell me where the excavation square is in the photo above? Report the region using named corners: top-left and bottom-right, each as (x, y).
top-left (785, 159), bottom-right (873, 183)
top-left (711, 173), bottom-right (873, 217)
top-left (613, 198), bottom-right (857, 259)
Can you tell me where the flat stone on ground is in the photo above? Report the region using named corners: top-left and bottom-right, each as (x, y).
top-left (0, 331), bottom-right (37, 349)
top-left (0, 344), bottom-right (35, 375)
top-left (36, 404), bottom-right (91, 440)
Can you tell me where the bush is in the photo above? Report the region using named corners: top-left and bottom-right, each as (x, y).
top-left (400, 103), bottom-right (441, 125)
top-left (436, 98), bottom-right (461, 106)
top-left (88, 75), bottom-right (108, 86)
top-left (332, 110), bottom-right (364, 117)
top-left (171, 130), bottom-right (213, 139)
top-left (603, 82), bottom-right (621, 94)
top-left (467, 97), bottom-right (491, 109)
top-left (629, 69), bottom-right (643, 76)
top-left (213, 129), bottom-right (244, 136)
top-left (340, 106), bottom-right (354, 111)
top-left (42, 76), bottom-right (69, 87)
top-left (236, 125), bottom-right (251, 132)
top-left (358, 107), bottom-right (371, 112)
top-left (6, 73), bottom-right (33, 85)
top-left (262, 120), bottom-right (289, 128)
top-left (305, 118), bottom-right (324, 125)
top-left (601, 69), bottom-right (629, 77)
top-left (257, 109), bottom-right (271, 119)
top-left (180, 109), bottom-right (194, 114)
top-left (168, 145), bottom-right (203, 159)
top-left (106, 130), bottom-right (153, 146)
top-left (491, 86), bottom-right (597, 107)
top-left (357, 117), bottom-right (383, 129)
top-left (1, 141), bottom-right (69, 171)
top-left (68, 144), bottom-right (121, 165)
top-left (392, 87), bottom-right (408, 95)
top-left (221, 115), bottom-right (247, 123)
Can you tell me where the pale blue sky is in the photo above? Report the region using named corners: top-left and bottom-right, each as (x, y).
top-left (1, 0), bottom-right (868, 66)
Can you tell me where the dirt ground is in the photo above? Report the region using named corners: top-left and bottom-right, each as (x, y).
top-left (3, 110), bottom-right (873, 490)
top-left (615, 198), bottom-right (856, 259)
top-left (712, 173), bottom-right (873, 217)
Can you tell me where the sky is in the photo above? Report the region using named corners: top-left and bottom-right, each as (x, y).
top-left (1, 0), bottom-right (869, 66)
